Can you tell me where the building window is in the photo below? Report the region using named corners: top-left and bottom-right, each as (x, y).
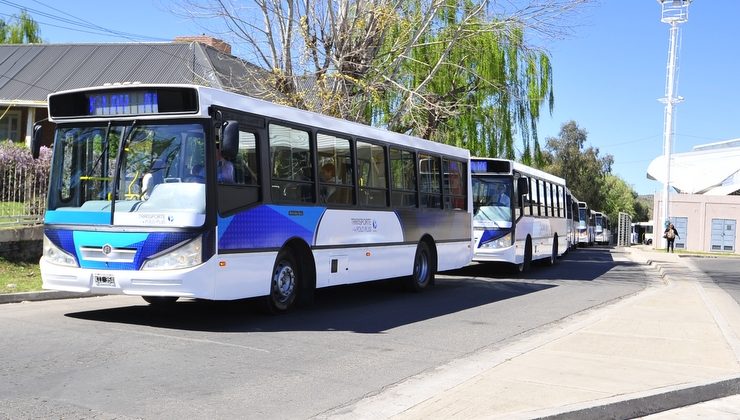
top-left (0, 110), bottom-right (21, 142)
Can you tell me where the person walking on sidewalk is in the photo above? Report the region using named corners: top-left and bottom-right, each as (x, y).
top-left (664, 223), bottom-right (680, 253)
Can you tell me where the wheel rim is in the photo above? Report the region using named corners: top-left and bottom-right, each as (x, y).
top-left (414, 249), bottom-right (430, 286)
top-left (273, 261), bottom-right (296, 304)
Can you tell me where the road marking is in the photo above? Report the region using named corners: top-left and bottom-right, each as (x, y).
top-left (111, 328), bottom-right (270, 353)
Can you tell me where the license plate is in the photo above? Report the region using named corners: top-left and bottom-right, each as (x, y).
top-left (93, 273), bottom-right (116, 287)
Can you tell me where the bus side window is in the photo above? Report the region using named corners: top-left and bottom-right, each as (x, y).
top-left (233, 131), bottom-right (258, 186)
top-left (269, 124), bottom-right (314, 203)
top-left (356, 141), bottom-right (387, 207)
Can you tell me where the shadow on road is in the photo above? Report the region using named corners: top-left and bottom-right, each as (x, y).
top-left (64, 247), bottom-right (646, 333)
top-left (65, 277), bottom-right (556, 333)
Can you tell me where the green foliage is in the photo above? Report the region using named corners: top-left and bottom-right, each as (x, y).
top-left (541, 120), bottom-right (643, 221)
top-left (601, 174), bottom-right (635, 222)
top-left (364, 1), bottom-right (553, 160)
top-left (0, 10), bottom-right (41, 44)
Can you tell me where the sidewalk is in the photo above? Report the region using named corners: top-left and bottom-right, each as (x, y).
top-left (320, 246), bottom-right (740, 419)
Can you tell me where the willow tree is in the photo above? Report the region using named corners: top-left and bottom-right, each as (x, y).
top-left (0, 10), bottom-right (41, 44)
top-left (179, 0), bottom-right (590, 158)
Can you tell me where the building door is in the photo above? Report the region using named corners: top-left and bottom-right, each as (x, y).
top-left (711, 219), bottom-right (736, 252)
top-left (672, 216), bottom-right (687, 250)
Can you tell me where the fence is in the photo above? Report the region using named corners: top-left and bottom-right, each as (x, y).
top-left (617, 212), bottom-right (632, 247)
top-left (0, 164), bottom-right (48, 227)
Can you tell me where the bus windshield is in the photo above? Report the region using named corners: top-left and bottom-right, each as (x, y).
top-left (594, 215), bottom-right (604, 232)
top-left (47, 122), bottom-right (207, 227)
top-left (472, 176), bottom-right (512, 225)
top-left (578, 208), bottom-right (588, 228)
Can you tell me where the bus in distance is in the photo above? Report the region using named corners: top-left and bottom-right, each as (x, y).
top-left (33, 84), bottom-right (473, 312)
top-left (593, 211), bottom-right (611, 245)
top-left (471, 158), bottom-right (568, 273)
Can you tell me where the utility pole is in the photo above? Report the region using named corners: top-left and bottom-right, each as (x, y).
top-left (657, 0), bottom-right (691, 245)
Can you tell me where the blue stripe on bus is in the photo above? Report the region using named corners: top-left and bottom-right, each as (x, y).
top-left (479, 228), bottom-right (510, 246)
top-left (218, 205), bottom-right (325, 250)
top-left (45, 210), bottom-right (110, 225)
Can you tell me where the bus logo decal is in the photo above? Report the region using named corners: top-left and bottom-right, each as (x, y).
top-left (102, 244), bottom-right (113, 256)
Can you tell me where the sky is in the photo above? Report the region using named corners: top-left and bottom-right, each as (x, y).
top-left (3, 0), bottom-right (737, 196)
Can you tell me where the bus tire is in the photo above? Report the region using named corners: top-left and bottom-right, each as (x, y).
top-left (517, 237), bottom-right (532, 274)
top-left (546, 235), bottom-right (558, 266)
top-left (142, 296), bottom-right (178, 305)
top-left (266, 249), bottom-right (299, 313)
top-left (405, 241), bottom-right (434, 292)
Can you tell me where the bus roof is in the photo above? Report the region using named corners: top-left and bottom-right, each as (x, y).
top-left (47, 83), bottom-right (469, 160)
top-left (471, 157), bottom-right (565, 185)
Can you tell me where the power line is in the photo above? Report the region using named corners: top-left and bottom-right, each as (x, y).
top-left (0, 0), bottom-right (169, 42)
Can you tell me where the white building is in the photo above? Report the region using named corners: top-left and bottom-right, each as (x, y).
top-left (646, 139), bottom-right (740, 253)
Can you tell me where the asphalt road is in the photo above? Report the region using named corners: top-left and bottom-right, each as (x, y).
top-left (690, 256), bottom-right (740, 304)
top-left (0, 247), bottom-right (652, 419)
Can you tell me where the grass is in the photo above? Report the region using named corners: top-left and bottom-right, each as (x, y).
top-left (0, 201), bottom-right (25, 215)
top-left (0, 257), bottom-right (42, 293)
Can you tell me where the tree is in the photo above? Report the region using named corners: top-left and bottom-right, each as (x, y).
top-left (0, 10), bottom-right (41, 44)
top-left (601, 174), bottom-right (634, 223)
top-left (179, 0), bottom-right (592, 157)
top-left (541, 120), bottom-right (613, 209)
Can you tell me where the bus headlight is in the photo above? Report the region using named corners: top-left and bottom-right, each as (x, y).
top-left (481, 233), bottom-right (512, 249)
top-left (141, 236), bottom-right (203, 270)
top-left (43, 235), bottom-right (78, 267)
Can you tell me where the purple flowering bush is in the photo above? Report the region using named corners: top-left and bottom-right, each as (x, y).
top-left (0, 141), bottom-right (51, 205)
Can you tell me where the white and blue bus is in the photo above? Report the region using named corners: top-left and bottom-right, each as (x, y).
top-left (593, 211), bottom-right (611, 245)
top-left (470, 158), bottom-right (568, 272)
top-left (576, 201), bottom-right (595, 246)
top-left (33, 84), bottom-right (472, 311)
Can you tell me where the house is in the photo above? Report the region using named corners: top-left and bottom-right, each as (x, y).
top-left (0, 36), bottom-right (269, 148)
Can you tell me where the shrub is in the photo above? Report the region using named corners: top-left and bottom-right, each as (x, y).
top-left (0, 141), bottom-right (51, 203)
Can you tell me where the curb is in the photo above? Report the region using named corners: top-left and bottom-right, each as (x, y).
top-left (0, 290), bottom-right (94, 304)
top-left (532, 375), bottom-right (740, 420)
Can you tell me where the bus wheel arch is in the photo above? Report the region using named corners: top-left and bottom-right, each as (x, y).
top-left (405, 236), bottom-right (437, 292)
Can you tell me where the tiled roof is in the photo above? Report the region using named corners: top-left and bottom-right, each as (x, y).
top-left (0, 42), bottom-right (269, 104)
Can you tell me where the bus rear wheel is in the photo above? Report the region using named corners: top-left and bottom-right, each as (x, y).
top-left (266, 250), bottom-right (299, 313)
top-left (517, 238), bottom-right (532, 274)
top-left (405, 241), bottom-right (434, 292)
top-left (546, 236), bottom-right (558, 266)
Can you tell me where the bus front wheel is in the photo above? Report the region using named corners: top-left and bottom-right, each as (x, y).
top-left (405, 241), bottom-right (435, 292)
top-left (266, 250), bottom-right (299, 313)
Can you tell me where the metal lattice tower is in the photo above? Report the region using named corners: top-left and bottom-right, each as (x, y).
top-left (657, 0), bottom-right (691, 244)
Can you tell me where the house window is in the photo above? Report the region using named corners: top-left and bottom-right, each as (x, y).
top-left (0, 110), bottom-right (21, 142)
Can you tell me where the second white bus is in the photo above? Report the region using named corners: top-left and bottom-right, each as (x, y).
top-left (471, 158), bottom-right (568, 272)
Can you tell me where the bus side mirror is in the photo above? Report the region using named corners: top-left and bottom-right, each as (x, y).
top-left (31, 124), bottom-right (43, 159)
top-left (517, 177), bottom-right (529, 196)
top-left (220, 120), bottom-right (239, 160)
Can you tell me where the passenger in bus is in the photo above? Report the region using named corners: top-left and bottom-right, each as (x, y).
top-left (320, 163), bottom-right (337, 201)
top-left (216, 147), bottom-right (234, 183)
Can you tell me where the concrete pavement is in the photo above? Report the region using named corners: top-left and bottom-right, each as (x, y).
top-left (319, 246), bottom-right (740, 419)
